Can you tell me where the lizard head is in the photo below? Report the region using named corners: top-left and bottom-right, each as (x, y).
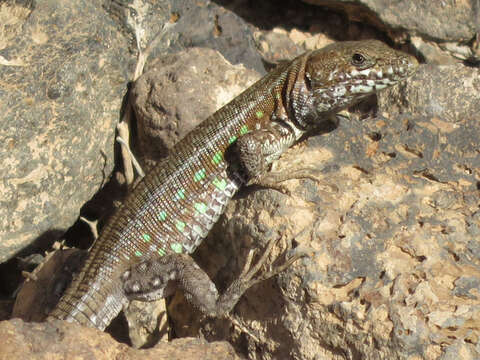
top-left (305, 39), bottom-right (419, 114)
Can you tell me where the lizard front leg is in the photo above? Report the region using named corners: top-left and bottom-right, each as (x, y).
top-left (235, 121), bottom-right (319, 192)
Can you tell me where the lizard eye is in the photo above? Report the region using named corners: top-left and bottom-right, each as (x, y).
top-left (351, 53), bottom-right (366, 66)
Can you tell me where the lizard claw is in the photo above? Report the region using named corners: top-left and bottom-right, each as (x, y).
top-left (235, 234), bottom-right (308, 290)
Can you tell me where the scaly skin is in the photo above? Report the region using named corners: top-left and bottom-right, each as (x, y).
top-left (48, 40), bottom-right (418, 330)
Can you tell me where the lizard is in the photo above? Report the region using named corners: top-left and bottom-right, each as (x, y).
top-left (47, 40), bottom-right (418, 331)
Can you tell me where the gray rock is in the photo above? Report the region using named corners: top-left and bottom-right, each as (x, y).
top-left (378, 63), bottom-right (480, 121)
top-left (107, 0), bottom-right (265, 74)
top-left (303, 0), bottom-right (478, 42)
top-left (303, 0), bottom-right (480, 62)
top-left (0, 0), bottom-right (132, 263)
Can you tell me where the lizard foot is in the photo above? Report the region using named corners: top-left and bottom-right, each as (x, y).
top-left (237, 234), bottom-right (305, 286)
top-left (211, 234), bottom-right (308, 317)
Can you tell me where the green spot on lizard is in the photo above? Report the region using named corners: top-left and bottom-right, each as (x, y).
top-left (194, 168), bottom-right (206, 182)
top-left (175, 189), bottom-right (186, 201)
top-left (212, 177), bottom-right (227, 191)
top-left (176, 220), bottom-right (186, 232)
top-left (212, 151), bottom-right (223, 165)
top-left (255, 110), bottom-right (264, 119)
top-left (171, 243), bottom-right (183, 253)
top-left (158, 211), bottom-right (167, 221)
top-left (142, 234), bottom-right (151, 242)
top-left (194, 202), bottom-right (208, 214)
top-left (135, 250), bottom-right (142, 257)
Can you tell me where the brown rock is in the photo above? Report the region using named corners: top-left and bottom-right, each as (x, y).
top-left (12, 249), bottom-right (87, 322)
top-left (0, 318), bottom-right (241, 360)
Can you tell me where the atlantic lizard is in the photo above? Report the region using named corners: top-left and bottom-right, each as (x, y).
top-left (48, 40), bottom-right (418, 330)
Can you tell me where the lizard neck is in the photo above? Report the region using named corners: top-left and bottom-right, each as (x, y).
top-left (283, 52), bottom-right (321, 135)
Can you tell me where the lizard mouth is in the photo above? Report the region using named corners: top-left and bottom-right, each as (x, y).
top-left (319, 55), bottom-right (418, 101)
top-left (312, 56), bottom-right (418, 114)
top-left (337, 62), bottom-right (417, 95)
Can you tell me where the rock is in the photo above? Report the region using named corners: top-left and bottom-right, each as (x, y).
top-left (168, 0), bottom-right (265, 74)
top-left (303, 0), bottom-right (477, 43)
top-left (124, 299), bottom-right (169, 348)
top-left (0, 0), bottom-right (132, 262)
top-left (109, 0), bottom-right (265, 74)
top-left (303, 0), bottom-right (479, 62)
top-left (12, 249), bottom-right (87, 322)
top-left (378, 63), bottom-right (480, 121)
top-left (0, 318), bottom-right (241, 360)
top-left (253, 27), bottom-right (305, 65)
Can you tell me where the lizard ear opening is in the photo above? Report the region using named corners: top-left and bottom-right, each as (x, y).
top-left (304, 72), bottom-right (312, 91)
